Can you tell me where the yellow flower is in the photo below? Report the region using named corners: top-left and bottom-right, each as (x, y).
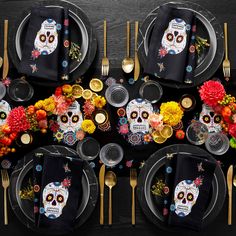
top-left (44, 103), bottom-right (56, 112)
top-left (34, 100), bottom-right (44, 109)
top-left (81, 119), bottom-right (96, 134)
top-left (93, 96), bottom-right (106, 109)
top-left (160, 101), bottom-right (183, 126)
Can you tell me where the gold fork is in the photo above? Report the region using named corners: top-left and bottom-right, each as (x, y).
top-left (130, 168), bottom-right (137, 226)
top-left (223, 23), bottom-right (230, 81)
top-left (101, 20), bottom-right (109, 76)
top-left (1, 169), bottom-right (9, 225)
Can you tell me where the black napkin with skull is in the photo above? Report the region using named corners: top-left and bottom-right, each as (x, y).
top-left (144, 5), bottom-right (197, 84)
top-left (163, 153), bottom-right (216, 231)
top-left (33, 152), bottom-right (83, 232)
top-left (19, 6), bottom-right (70, 81)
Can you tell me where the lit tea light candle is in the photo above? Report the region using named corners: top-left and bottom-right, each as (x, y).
top-left (95, 112), bottom-right (106, 124)
top-left (180, 94), bottom-right (196, 111)
top-left (20, 132), bottom-right (32, 145)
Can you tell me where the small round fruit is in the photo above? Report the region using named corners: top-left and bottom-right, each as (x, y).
top-left (175, 130), bottom-right (185, 140)
top-left (72, 84), bottom-right (83, 98)
top-left (82, 89), bottom-right (93, 100)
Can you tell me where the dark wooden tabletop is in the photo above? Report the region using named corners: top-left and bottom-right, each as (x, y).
top-left (0, 0), bottom-right (236, 236)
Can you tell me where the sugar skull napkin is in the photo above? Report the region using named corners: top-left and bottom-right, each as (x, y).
top-left (163, 153), bottom-right (216, 231)
top-left (19, 6), bottom-right (70, 81)
top-left (144, 5), bottom-right (197, 84)
top-left (33, 152), bottom-right (83, 232)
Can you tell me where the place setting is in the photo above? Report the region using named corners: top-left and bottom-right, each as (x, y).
top-left (0, 0), bottom-right (235, 235)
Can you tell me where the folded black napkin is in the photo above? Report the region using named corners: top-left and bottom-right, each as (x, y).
top-left (163, 153), bottom-right (216, 231)
top-left (144, 5), bottom-right (197, 84)
top-left (33, 152), bottom-right (83, 232)
top-left (19, 6), bottom-right (70, 81)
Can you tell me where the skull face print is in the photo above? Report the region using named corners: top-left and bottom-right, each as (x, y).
top-left (174, 180), bottom-right (199, 217)
top-left (42, 182), bottom-right (69, 219)
top-left (126, 98), bottom-right (153, 133)
top-left (161, 18), bottom-right (187, 55)
top-left (57, 101), bottom-right (83, 133)
top-left (0, 100), bottom-right (11, 126)
top-left (34, 19), bottom-right (58, 55)
top-left (199, 104), bottom-right (222, 133)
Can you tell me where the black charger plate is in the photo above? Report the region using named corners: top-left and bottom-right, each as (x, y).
top-left (138, 1), bottom-right (224, 89)
top-left (9, 0), bottom-right (97, 87)
top-left (9, 145), bottom-right (98, 235)
top-left (137, 144), bottom-right (226, 232)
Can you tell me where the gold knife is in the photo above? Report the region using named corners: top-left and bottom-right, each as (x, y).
top-left (227, 165), bottom-right (233, 225)
top-left (2, 20), bottom-right (9, 80)
top-left (134, 21), bottom-right (140, 81)
top-left (99, 164), bottom-right (105, 225)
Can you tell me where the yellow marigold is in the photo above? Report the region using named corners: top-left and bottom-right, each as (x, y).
top-left (93, 96), bottom-right (106, 109)
top-left (160, 101), bottom-right (183, 126)
top-left (44, 103), bottom-right (56, 112)
top-left (34, 100), bottom-right (44, 109)
top-left (81, 119), bottom-right (96, 134)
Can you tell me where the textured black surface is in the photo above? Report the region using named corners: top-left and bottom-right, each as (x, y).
top-left (0, 0), bottom-right (236, 235)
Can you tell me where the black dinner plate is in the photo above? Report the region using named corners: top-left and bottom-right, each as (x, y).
top-left (9, 145), bottom-right (98, 235)
top-left (137, 144), bottom-right (226, 232)
top-left (138, 1), bottom-right (224, 89)
top-left (9, 0), bottom-right (97, 87)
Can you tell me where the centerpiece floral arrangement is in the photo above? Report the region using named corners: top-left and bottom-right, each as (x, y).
top-left (116, 98), bottom-right (184, 146)
top-left (198, 79), bottom-right (236, 149)
top-left (0, 82), bottom-right (107, 157)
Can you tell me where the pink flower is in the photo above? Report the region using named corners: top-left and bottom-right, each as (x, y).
top-left (119, 124), bottom-right (129, 135)
top-left (148, 113), bottom-right (163, 131)
top-left (83, 100), bottom-right (95, 116)
top-left (52, 95), bottom-right (71, 115)
top-left (7, 106), bottom-right (30, 132)
top-left (199, 80), bottom-right (226, 107)
top-left (232, 114), bottom-right (236, 123)
top-left (126, 160), bottom-right (133, 168)
top-left (158, 47), bottom-right (168, 58)
top-left (64, 19), bottom-right (69, 26)
top-left (76, 130), bottom-right (85, 141)
top-left (49, 120), bottom-right (60, 132)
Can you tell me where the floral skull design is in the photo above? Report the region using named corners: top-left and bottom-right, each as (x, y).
top-left (199, 104), bottom-right (222, 133)
top-left (0, 100), bottom-right (11, 126)
top-left (174, 180), bottom-right (199, 217)
top-left (57, 101), bottom-right (83, 133)
top-left (161, 18), bottom-right (187, 55)
top-left (34, 19), bottom-right (58, 55)
top-left (126, 98), bottom-right (153, 133)
top-left (42, 182), bottom-right (69, 219)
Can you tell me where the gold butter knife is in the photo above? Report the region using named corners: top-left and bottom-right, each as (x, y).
top-left (134, 21), bottom-right (140, 81)
top-left (227, 165), bottom-right (233, 225)
top-left (2, 20), bottom-right (9, 80)
top-left (99, 164), bottom-right (105, 225)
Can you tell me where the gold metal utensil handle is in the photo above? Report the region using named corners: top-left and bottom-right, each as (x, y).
top-left (132, 187), bottom-right (135, 225)
top-left (4, 20), bottom-right (8, 50)
top-left (4, 188), bottom-right (8, 225)
top-left (108, 187), bottom-right (112, 225)
top-left (228, 194), bottom-right (232, 225)
top-left (127, 21), bottom-right (130, 58)
top-left (100, 193), bottom-right (104, 225)
top-left (224, 23), bottom-right (228, 60)
top-left (104, 20), bottom-right (107, 58)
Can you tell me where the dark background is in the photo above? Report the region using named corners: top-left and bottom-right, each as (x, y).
top-left (0, 0), bottom-right (236, 235)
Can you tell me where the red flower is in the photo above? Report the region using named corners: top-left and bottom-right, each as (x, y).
top-left (194, 177), bottom-right (203, 187)
top-left (62, 178), bottom-right (71, 188)
top-left (158, 47), bottom-right (168, 58)
top-left (55, 87), bottom-right (63, 97)
top-left (163, 186), bottom-right (169, 195)
top-left (7, 106), bottom-right (31, 133)
top-left (49, 120), bottom-right (60, 132)
top-left (31, 49), bottom-right (40, 59)
top-left (199, 80), bottom-right (226, 107)
top-left (229, 124), bottom-right (236, 138)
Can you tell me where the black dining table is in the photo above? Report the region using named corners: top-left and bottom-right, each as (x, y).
top-left (0, 0), bottom-right (236, 235)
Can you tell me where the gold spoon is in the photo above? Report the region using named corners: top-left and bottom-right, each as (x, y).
top-left (105, 171), bottom-right (117, 225)
top-left (122, 21), bottom-right (134, 73)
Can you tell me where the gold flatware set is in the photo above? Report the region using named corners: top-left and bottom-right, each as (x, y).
top-left (101, 20), bottom-right (140, 80)
top-left (99, 164), bottom-right (138, 226)
top-left (1, 169), bottom-right (10, 225)
top-left (223, 22), bottom-right (230, 81)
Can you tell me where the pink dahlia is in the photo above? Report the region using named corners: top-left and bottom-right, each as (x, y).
top-left (7, 106), bottom-right (30, 133)
top-left (83, 100), bottom-right (95, 116)
top-left (229, 123), bottom-right (236, 138)
top-left (199, 80), bottom-right (226, 107)
top-left (52, 95), bottom-right (71, 115)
